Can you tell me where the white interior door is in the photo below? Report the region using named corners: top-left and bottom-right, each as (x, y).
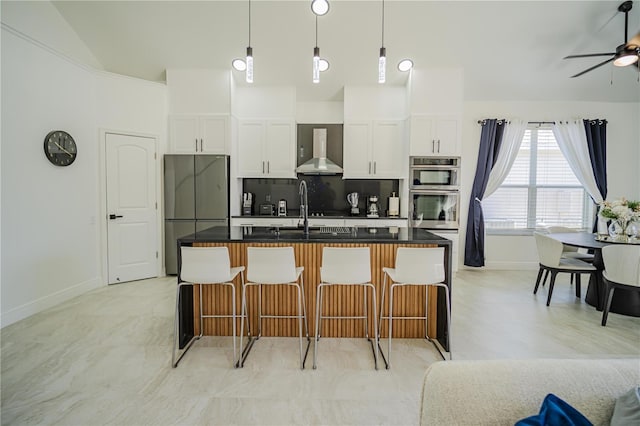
top-left (106, 133), bottom-right (157, 284)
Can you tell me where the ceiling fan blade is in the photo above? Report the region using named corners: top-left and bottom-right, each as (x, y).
top-left (564, 53), bottom-right (615, 59)
top-left (627, 31), bottom-right (640, 48)
top-left (570, 57), bottom-right (616, 78)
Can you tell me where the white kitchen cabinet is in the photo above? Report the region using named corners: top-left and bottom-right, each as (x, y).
top-left (237, 119), bottom-right (296, 178)
top-left (343, 120), bottom-right (404, 179)
top-left (169, 114), bottom-right (228, 154)
top-left (409, 115), bottom-right (460, 157)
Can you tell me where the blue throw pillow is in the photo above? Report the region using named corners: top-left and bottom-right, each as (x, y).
top-left (515, 393), bottom-right (593, 426)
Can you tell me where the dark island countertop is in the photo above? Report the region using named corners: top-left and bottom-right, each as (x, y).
top-left (178, 226), bottom-right (452, 245)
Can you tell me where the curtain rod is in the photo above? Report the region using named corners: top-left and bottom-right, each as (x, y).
top-left (476, 120), bottom-right (607, 125)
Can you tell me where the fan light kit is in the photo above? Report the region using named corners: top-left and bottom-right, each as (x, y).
top-left (397, 59), bottom-right (413, 72)
top-left (564, 1), bottom-right (640, 78)
top-left (232, 58), bottom-right (247, 71)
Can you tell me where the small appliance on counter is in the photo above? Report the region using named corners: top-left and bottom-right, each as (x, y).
top-left (259, 203), bottom-right (275, 216)
top-left (277, 199), bottom-right (287, 216)
top-left (242, 192), bottom-right (253, 216)
top-left (388, 192), bottom-right (400, 217)
top-left (367, 195), bottom-right (380, 218)
top-left (347, 192), bottom-right (359, 216)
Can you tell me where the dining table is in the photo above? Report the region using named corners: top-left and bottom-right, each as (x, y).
top-left (548, 232), bottom-right (640, 317)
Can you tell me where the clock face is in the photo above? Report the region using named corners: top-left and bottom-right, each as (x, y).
top-left (44, 130), bottom-right (77, 166)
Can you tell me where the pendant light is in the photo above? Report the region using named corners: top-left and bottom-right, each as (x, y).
top-left (313, 16), bottom-right (320, 83)
top-left (378, 0), bottom-right (386, 84)
top-left (245, 0), bottom-right (253, 83)
top-left (311, 0), bottom-right (330, 16)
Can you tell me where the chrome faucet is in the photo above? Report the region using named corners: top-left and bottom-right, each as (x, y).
top-left (299, 180), bottom-right (309, 237)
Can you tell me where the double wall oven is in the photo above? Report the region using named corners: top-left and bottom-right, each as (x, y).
top-left (409, 157), bottom-right (460, 230)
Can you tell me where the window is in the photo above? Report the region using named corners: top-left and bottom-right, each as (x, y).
top-left (483, 126), bottom-right (593, 233)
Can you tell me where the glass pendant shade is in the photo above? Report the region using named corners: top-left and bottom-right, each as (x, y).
top-left (378, 47), bottom-right (386, 83)
top-left (246, 47), bottom-right (253, 83)
top-left (313, 47), bottom-right (320, 83)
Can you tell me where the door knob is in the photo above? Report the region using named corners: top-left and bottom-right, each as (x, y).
top-left (109, 214), bottom-right (123, 220)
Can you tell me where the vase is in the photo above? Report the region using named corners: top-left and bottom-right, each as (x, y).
top-left (626, 221), bottom-right (639, 240)
top-left (608, 219), bottom-right (629, 242)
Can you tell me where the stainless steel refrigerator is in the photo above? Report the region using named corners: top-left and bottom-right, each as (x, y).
top-left (164, 155), bottom-right (229, 274)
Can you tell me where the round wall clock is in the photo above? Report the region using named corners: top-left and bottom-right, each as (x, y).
top-left (44, 130), bottom-right (77, 166)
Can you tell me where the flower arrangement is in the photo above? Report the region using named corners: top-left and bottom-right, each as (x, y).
top-left (598, 198), bottom-right (640, 222)
top-left (598, 198), bottom-right (640, 240)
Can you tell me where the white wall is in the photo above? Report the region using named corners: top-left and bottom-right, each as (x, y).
top-left (1, 16), bottom-right (168, 327)
top-left (460, 101), bottom-right (640, 270)
top-left (166, 69), bottom-right (230, 114)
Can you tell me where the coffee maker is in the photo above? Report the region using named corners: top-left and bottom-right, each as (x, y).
top-left (367, 195), bottom-right (380, 218)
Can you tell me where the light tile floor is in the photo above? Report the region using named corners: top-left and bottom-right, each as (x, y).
top-left (2, 270), bottom-right (639, 425)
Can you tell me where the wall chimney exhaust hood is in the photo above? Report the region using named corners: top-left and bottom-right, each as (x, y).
top-left (296, 128), bottom-right (343, 175)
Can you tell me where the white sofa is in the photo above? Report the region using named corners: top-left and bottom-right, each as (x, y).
top-left (420, 358), bottom-right (640, 426)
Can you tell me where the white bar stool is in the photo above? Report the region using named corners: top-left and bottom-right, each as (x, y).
top-left (313, 247), bottom-right (379, 369)
top-left (172, 246), bottom-right (246, 368)
top-left (378, 247), bottom-right (451, 367)
top-left (239, 247), bottom-right (310, 369)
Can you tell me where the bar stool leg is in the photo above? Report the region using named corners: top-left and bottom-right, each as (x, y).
top-left (370, 284), bottom-right (379, 370)
top-left (313, 283), bottom-right (324, 369)
top-left (388, 283), bottom-right (395, 369)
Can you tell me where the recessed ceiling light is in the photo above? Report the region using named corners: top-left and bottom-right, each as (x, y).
top-left (311, 0), bottom-right (330, 16)
top-left (319, 59), bottom-right (330, 72)
top-left (397, 59), bottom-right (414, 72)
top-left (232, 58), bottom-right (247, 71)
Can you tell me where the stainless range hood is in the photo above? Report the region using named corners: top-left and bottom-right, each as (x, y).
top-left (296, 128), bottom-right (343, 175)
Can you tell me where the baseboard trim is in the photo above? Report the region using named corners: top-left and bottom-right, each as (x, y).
top-left (462, 261), bottom-right (539, 271)
top-left (1, 277), bottom-right (103, 328)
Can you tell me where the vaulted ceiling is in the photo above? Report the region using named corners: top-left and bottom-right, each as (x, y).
top-left (50, 1), bottom-right (640, 102)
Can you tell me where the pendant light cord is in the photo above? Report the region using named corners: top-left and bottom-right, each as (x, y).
top-left (315, 16), bottom-right (318, 48)
top-left (381, 0), bottom-right (385, 47)
top-left (248, 0), bottom-right (252, 46)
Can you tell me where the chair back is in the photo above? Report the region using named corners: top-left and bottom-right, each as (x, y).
top-left (534, 232), bottom-right (563, 267)
top-left (320, 247), bottom-right (371, 284)
top-left (544, 226), bottom-right (579, 252)
top-left (393, 247), bottom-right (445, 284)
top-left (181, 246), bottom-right (232, 284)
top-left (247, 247), bottom-right (298, 284)
top-left (602, 245), bottom-right (640, 287)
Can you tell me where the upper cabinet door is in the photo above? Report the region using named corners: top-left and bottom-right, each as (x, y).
top-left (170, 116), bottom-right (199, 154)
top-left (265, 120), bottom-right (296, 178)
top-left (409, 115), bottom-right (460, 157)
top-left (237, 120), bottom-right (266, 177)
top-left (199, 116), bottom-right (228, 154)
top-left (169, 114), bottom-right (229, 154)
top-left (343, 121), bottom-right (371, 178)
top-left (372, 121), bottom-right (404, 178)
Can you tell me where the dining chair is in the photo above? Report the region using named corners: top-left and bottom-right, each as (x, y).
top-left (533, 232), bottom-right (597, 306)
top-left (378, 247), bottom-right (451, 367)
top-left (601, 245), bottom-right (640, 326)
top-left (541, 226), bottom-right (594, 287)
top-left (172, 246), bottom-right (246, 368)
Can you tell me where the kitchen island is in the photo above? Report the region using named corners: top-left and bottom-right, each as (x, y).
top-left (175, 226), bottom-right (453, 356)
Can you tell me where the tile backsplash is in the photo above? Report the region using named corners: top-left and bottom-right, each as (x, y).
top-left (243, 176), bottom-right (399, 216)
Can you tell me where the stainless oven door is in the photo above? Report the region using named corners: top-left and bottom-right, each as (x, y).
top-left (410, 190), bottom-right (460, 229)
top-left (410, 167), bottom-right (459, 189)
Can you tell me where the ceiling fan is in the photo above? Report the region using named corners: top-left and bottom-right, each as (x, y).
top-left (564, 0), bottom-right (640, 78)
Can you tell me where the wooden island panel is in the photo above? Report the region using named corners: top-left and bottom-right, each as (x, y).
top-left (191, 241), bottom-right (440, 338)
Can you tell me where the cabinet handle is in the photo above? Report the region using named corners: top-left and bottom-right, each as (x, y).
top-left (432, 140), bottom-right (435, 153)
top-left (195, 138), bottom-right (198, 152)
top-left (437, 139), bottom-right (441, 153)
top-left (262, 161), bottom-right (265, 173)
top-left (200, 139), bottom-right (203, 151)
top-left (267, 161), bottom-right (270, 174)
top-left (368, 162), bottom-right (371, 174)
top-left (373, 162), bottom-right (377, 174)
